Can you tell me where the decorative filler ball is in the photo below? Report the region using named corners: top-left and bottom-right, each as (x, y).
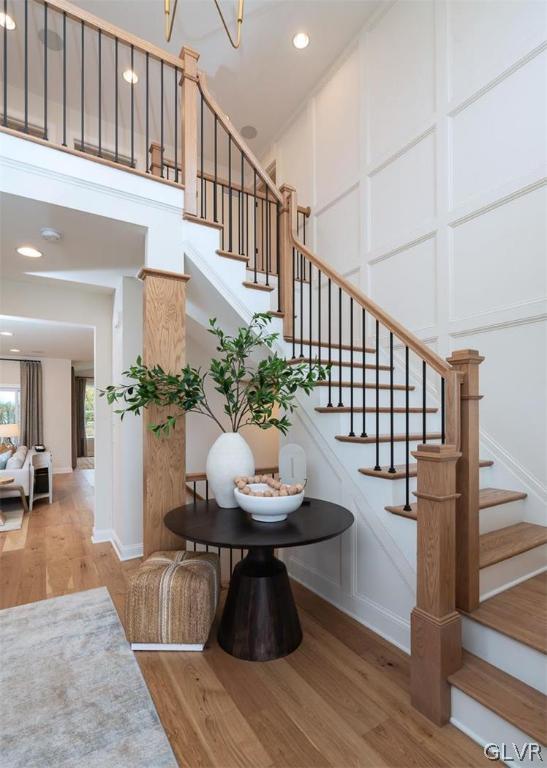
top-left (234, 475), bottom-right (304, 498)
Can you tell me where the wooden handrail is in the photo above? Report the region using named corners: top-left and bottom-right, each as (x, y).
top-left (290, 234), bottom-right (452, 378)
top-left (33, 0), bottom-right (185, 69)
top-left (197, 73), bottom-right (283, 205)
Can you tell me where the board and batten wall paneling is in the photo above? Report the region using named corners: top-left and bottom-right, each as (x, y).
top-left (265, 0), bottom-right (547, 640)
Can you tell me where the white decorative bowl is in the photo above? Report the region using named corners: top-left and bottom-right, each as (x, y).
top-left (234, 484), bottom-right (304, 522)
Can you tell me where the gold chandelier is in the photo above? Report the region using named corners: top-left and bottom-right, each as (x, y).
top-left (164, 0), bottom-right (245, 49)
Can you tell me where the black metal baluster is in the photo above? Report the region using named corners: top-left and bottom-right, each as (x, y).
top-left (200, 93), bottom-right (204, 216)
top-left (276, 201), bottom-right (281, 312)
top-left (308, 261), bottom-right (312, 370)
top-left (221, 184), bottom-right (225, 248)
top-left (327, 279), bottom-right (333, 407)
top-left (3, 0), bottom-right (7, 127)
top-left (422, 360), bottom-right (427, 444)
top-left (253, 171), bottom-right (258, 283)
top-left (318, 270), bottom-right (322, 367)
top-left (300, 252), bottom-right (304, 356)
top-left (441, 376), bottom-right (446, 444)
top-left (245, 189), bottom-right (248, 259)
top-left (24, 0), bottom-right (28, 132)
top-left (174, 67), bottom-right (178, 182)
top-left (361, 309), bottom-right (367, 437)
top-left (213, 114), bottom-right (218, 221)
top-left (292, 248), bottom-right (296, 359)
top-left (43, 2), bottom-right (47, 139)
top-left (192, 481), bottom-right (196, 504)
top-left (205, 479), bottom-right (209, 501)
top-left (115, 37), bottom-right (118, 161)
top-left (374, 320), bottom-right (381, 471)
top-left (160, 60), bottom-right (164, 178)
top-left (130, 44), bottom-right (134, 167)
top-left (239, 152), bottom-right (244, 254)
top-left (229, 547), bottom-right (233, 575)
top-left (265, 187), bottom-right (270, 286)
top-left (228, 135), bottom-right (233, 252)
top-left (349, 298), bottom-right (354, 436)
top-left (145, 52), bottom-right (149, 171)
top-left (62, 11), bottom-right (66, 144)
top-left (80, 20), bottom-right (84, 149)
top-left (97, 29), bottom-right (102, 156)
top-left (389, 333), bottom-right (395, 473)
top-left (338, 288), bottom-right (343, 407)
top-left (404, 346), bottom-right (411, 510)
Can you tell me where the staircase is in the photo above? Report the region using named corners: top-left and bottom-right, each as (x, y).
top-left (1, 0), bottom-right (545, 753)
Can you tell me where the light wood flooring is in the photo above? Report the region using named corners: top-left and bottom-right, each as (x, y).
top-left (0, 472), bottom-right (489, 767)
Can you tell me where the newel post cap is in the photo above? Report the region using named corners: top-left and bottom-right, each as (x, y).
top-left (446, 349), bottom-right (485, 366)
top-left (412, 444), bottom-right (462, 462)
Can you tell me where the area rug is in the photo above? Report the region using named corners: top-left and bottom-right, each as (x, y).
top-left (0, 588), bottom-right (178, 768)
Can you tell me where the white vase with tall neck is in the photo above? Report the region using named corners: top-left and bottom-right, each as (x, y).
top-left (206, 432), bottom-right (255, 508)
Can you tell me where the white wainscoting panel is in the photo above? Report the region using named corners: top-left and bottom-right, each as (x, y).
top-left (316, 185), bottom-right (361, 274)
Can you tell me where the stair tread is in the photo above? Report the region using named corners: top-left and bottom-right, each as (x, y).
top-left (317, 406), bottom-right (438, 414)
top-left (216, 248), bottom-right (248, 263)
top-left (361, 459), bottom-right (492, 480)
top-left (480, 522), bottom-right (547, 569)
top-left (448, 651), bottom-right (546, 745)
top-left (242, 280), bottom-right (274, 292)
top-left (318, 381), bottom-right (415, 391)
top-left (338, 433), bottom-right (441, 445)
top-left (289, 357), bottom-right (392, 371)
top-left (385, 487), bottom-right (527, 521)
top-left (463, 572), bottom-right (547, 654)
top-left (285, 337), bottom-right (375, 354)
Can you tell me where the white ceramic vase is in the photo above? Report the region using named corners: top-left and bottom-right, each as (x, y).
top-left (205, 432), bottom-right (255, 508)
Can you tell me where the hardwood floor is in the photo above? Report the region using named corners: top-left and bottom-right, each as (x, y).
top-left (0, 472), bottom-right (489, 767)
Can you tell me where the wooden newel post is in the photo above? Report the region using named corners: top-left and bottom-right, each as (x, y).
top-left (180, 46), bottom-right (200, 217)
top-left (138, 267), bottom-right (191, 557)
top-left (411, 443), bottom-right (462, 726)
top-left (278, 184), bottom-right (297, 339)
top-left (446, 348), bottom-right (484, 613)
top-left (149, 142), bottom-right (162, 177)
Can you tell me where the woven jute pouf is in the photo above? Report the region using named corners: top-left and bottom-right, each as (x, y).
top-left (126, 550), bottom-right (220, 651)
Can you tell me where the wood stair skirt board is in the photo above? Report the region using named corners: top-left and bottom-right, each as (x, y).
top-left (289, 358), bottom-right (393, 371)
top-left (183, 212), bottom-right (224, 230)
top-left (319, 381), bottom-right (415, 391)
top-left (479, 522), bottom-right (546, 569)
top-left (463, 572), bottom-right (546, 654)
top-left (386, 488), bottom-right (528, 522)
top-left (286, 338), bottom-right (375, 354)
top-left (449, 652), bottom-right (547, 746)
top-left (216, 248), bottom-right (248, 263)
top-left (317, 406), bottom-right (438, 414)
top-left (337, 432), bottom-right (441, 445)
top-left (361, 459), bottom-right (492, 480)
top-left (242, 281), bottom-right (274, 292)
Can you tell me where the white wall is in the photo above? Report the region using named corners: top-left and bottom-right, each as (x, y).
top-left (266, 0), bottom-right (547, 496)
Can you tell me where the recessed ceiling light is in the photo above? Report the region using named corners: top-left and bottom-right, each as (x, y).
top-left (17, 246), bottom-right (43, 258)
top-left (9, 348), bottom-right (20, 353)
top-left (241, 125), bottom-right (257, 140)
top-left (0, 12), bottom-right (16, 31)
top-left (0, 331), bottom-right (13, 337)
top-left (122, 69), bottom-right (138, 85)
top-left (293, 32), bottom-right (309, 50)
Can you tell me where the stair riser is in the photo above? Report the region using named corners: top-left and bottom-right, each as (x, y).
top-left (317, 387), bottom-right (423, 409)
top-left (480, 547), bottom-right (547, 600)
top-left (318, 410), bottom-right (441, 436)
top-left (479, 500), bottom-right (525, 534)
top-left (335, 437), bottom-right (440, 470)
top-left (462, 617), bottom-right (546, 694)
top-left (450, 689), bottom-right (545, 761)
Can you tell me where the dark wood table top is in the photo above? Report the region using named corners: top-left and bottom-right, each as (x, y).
top-left (164, 498), bottom-right (354, 549)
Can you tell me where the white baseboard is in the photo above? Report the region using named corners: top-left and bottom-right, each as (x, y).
top-left (131, 643), bottom-right (204, 652)
top-left (91, 527), bottom-right (144, 561)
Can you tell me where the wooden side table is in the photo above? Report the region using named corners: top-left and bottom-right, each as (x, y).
top-left (0, 476), bottom-right (29, 526)
top-left (31, 450), bottom-right (53, 508)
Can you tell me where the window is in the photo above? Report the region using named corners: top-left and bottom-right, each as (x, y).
top-left (84, 381), bottom-right (95, 439)
top-left (0, 387), bottom-right (20, 426)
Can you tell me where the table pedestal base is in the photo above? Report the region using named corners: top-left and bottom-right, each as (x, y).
top-left (218, 546), bottom-right (302, 661)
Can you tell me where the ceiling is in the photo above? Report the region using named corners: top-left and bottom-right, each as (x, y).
top-left (0, 315), bottom-right (94, 362)
top-left (69, 0), bottom-right (379, 155)
top-left (0, 193), bottom-right (146, 290)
